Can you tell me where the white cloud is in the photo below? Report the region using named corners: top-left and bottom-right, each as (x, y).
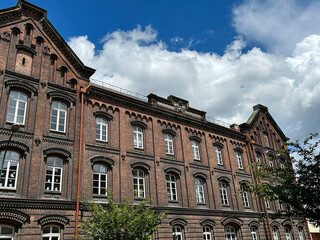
top-left (68, 26), bottom-right (320, 141)
top-left (232, 0), bottom-right (320, 54)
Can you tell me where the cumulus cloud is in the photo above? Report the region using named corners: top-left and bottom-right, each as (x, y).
top-left (232, 0), bottom-right (320, 54)
top-left (68, 26), bottom-right (320, 141)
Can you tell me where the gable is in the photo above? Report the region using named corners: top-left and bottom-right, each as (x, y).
top-left (0, 0), bottom-right (95, 80)
top-left (240, 104), bottom-right (289, 143)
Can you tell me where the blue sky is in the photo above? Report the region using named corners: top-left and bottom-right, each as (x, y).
top-left (1, 0), bottom-right (320, 141)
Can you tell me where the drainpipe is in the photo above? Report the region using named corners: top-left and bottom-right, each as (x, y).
top-left (75, 85), bottom-right (90, 239)
top-left (250, 141), bottom-right (274, 240)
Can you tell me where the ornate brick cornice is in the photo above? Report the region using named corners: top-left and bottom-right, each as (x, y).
top-left (38, 214), bottom-right (69, 226)
top-left (0, 209), bottom-right (30, 224)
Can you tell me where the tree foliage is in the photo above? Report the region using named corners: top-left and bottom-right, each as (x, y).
top-left (79, 192), bottom-right (166, 240)
top-left (247, 133), bottom-right (320, 226)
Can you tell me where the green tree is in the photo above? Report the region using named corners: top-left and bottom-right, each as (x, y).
top-left (79, 192), bottom-right (166, 240)
top-left (247, 133), bottom-right (320, 226)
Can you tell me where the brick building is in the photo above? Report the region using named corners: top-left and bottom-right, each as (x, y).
top-left (0, 1), bottom-right (310, 240)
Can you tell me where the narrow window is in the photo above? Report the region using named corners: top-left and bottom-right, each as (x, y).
top-left (219, 181), bottom-right (229, 206)
top-left (93, 164), bottom-right (108, 195)
top-left (269, 157), bottom-right (274, 167)
top-left (96, 118), bottom-right (108, 142)
top-left (272, 227), bottom-right (279, 240)
top-left (0, 225), bottom-right (14, 239)
top-left (225, 226), bottom-right (237, 240)
top-left (165, 134), bottom-right (174, 155)
top-left (166, 174), bottom-right (177, 201)
top-left (251, 227), bottom-right (259, 240)
top-left (215, 146), bottom-right (223, 165)
top-left (6, 91), bottom-right (27, 125)
top-left (265, 199), bottom-right (271, 209)
top-left (191, 140), bottom-right (200, 160)
top-left (240, 185), bottom-right (250, 207)
top-left (22, 58), bottom-right (26, 65)
top-left (195, 178), bottom-right (205, 203)
top-left (50, 101), bottom-right (67, 133)
top-left (133, 126), bottom-right (143, 149)
top-left (45, 157), bottom-right (63, 192)
top-left (133, 169), bottom-right (145, 198)
top-left (277, 199), bottom-right (283, 211)
top-left (42, 225), bottom-right (60, 240)
top-left (256, 153), bottom-right (261, 163)
top-left (298, 227), bottom-right (304, 240)
top-left (0, 150), bottom-right (20, 189)
top-left (285, 227), bottom-right (292, 240)
top-left (203, 226), bottom-right (212, 240)
top-left (172, 226), bottom-right (183, 240)
top-left (236, 152), bottom-right (243, 169)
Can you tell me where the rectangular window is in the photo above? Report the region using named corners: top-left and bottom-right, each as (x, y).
top-left (133, 169), bottom-right (145, 198)
top-left (96, 118), bottom-right (108, 142)
top-left (219, 182), bottom-right (229, 205)
top-left (45, 157), bottom-right (63, 192)
top-left (50, 101), bottom-right (67, 133)
top-left (93, 164), bottom-right (108, 195)
top-left (236, 152), bottom-right (243, 169)
top-left (240, 185), bottom-right (250, 207)
top-left (192, 141), bottom-right (200, 160)
top-left (215, 146), bottom-right (223, 165)
top-left (133, 126), bottom-right (143, 149)
top-left (6, 91), bottom-right (27, 125)
top-left (165, 134), bottom-right (174, 155)
top-left (166, 174), bottom-right (177, 201)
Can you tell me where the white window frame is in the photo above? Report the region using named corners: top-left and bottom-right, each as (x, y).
top-left (265, 199), bottom-right (271, 209)
top-left (96, 117), bottom-right (108, 142)
top-left (251, 227), bottom-right (259, 240)
top-left (272, 227), bottom-right (279, 240)
top-left (93, 164), bottom-right (108, 195)
top-left (0, 150), bottom-right (20, 190)
top-left (285, 227), bottom-right (292, 240)
top-left (219, 181), bottom-right (229, 206)
top-left (203, 226), bottom-right (212, 240)
top-left (6, 91), bottom-right (27, 125)
top-left (225, 226), bottom-right (237, 240)
top-left (195, 178), bottom-right (205, 203)
top-left (133, 169), bottom-right (145, 198)
top-left (42, 225), bottom-right (60, 240)
top-left (236, 151), bottom-right (243, 169)
top-left (191, 140), bottom-right (200, 160)
top-left (166, 174), bottom-right (177, 201)
top-left (133, 126), bottom-right (143, 149)
top-left (165, 134), bottom-right (174, 155)
top-left (0, 225), bottom-right (14, 239)
top-left (50, 101), bottom-right (67, 133)
top-left (172, 226), bottom-right (183, 240)
top-left (45, 157), bottom-right (63, 192)
top-left (215, 146), bottom-right (223, 165)
top-left (269, 157), bottom-right (274, 167)
top-left (240, 185), bottom-right (250, 207)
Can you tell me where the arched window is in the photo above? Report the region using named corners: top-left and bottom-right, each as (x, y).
top-left (172, 225), bottom-right (183, 240)
top-left (166, 174), bottom-right (177, 201)
top-left (133, 126), bottom-right (143, 149)
top-left (219, 181), bottom-right (229, 206)
top-left (269, 156), bottom-right (274, 167)
top-left (45, 157), bottom-right (63, 192)
top-left (298, 227), bottom-right (304, 240)
top-left (215, 146), bottom-right (223, 165)
top-left (235, 151), bottom-right (243, 169)
top-left (272, 227), bottom-right (279, 240)
top-left (195, 178), bottom-right (205, 203)
top-left (240, 184), bottom-right (250, 208)
top-left (191, 140), bottom-right (200, 160)
top-left (256, 153), bottom-right (262, 163)
top-left (133, 169), bottom-right (145, 198)
top-left (0, 150), bottom-right (20, 189)
top-left (251, 227), bottom-right (259, 240)
top-left (165, 134), bottom-right (174, 155)
top-left (225, 226), bottom-right (237, 240)
top-left (0, 225), bottom-right (14, 239)
top-left (50, 101), bottom-right (67, 133)
top-left (42, 225), bottom-right (60, 240)
top-left (203, 226), bottom-right (213, 240)
top-left (93, 164), bottom-right (108, 195)
top-left (6, 91), bottom-right (27, 125)
top-left (96, 118), bottom-right (108, 142)
top-left (285, 227), bottom-right (292, 240)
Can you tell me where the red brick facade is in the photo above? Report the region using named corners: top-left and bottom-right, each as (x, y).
top-left (0, 1), bottom-right (310, 240)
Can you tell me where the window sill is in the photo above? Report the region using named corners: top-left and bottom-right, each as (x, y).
top-left (96, 140), bottom-right (109, 145)
top-left (134, 197), bottom-right (146, 201)
top-left (197, 202), bottom-right (206, 206)
top-left (0, 188), bottom-right (16, 192)
top-left (93, 194), bottom-right (108, 198)
top-left (168, 200), bottom-right (179, 204)
top-left (134, 147), bottom-right (144, 151)
top-left (50, 130), bottom-right (66, 135)
top-left (44, 190), bottom-right (61, 195)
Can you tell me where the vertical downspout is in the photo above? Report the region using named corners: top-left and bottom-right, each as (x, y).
top-left (250, 141), bottom-right (274, 240)
top-left (75, 85), bottom-right (90, 239)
